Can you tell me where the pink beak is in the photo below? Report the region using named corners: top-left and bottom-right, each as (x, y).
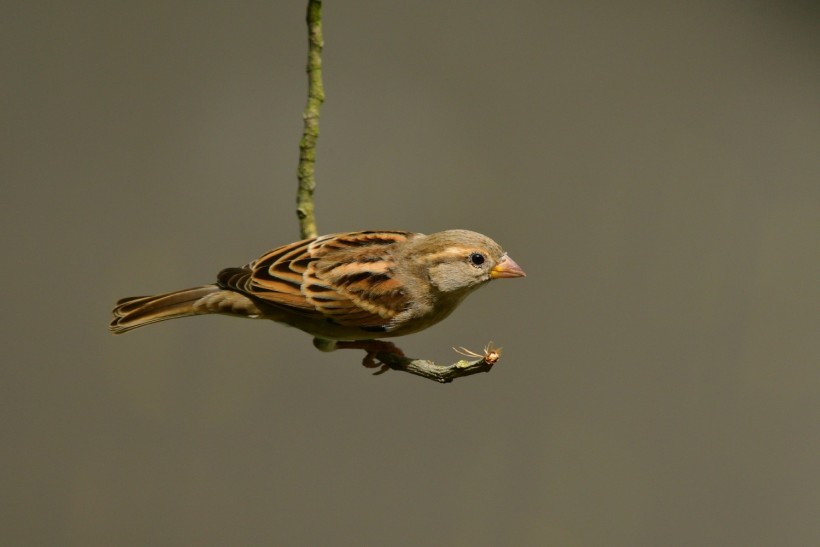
top-left (490, 254), bottom-right (526, 279)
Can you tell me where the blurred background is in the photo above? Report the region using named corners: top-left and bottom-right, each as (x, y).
top-left (2, 1), bottom-right (818, 545)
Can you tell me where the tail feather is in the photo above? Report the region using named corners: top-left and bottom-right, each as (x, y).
top-left (109, 285), bottom-right (221, 334)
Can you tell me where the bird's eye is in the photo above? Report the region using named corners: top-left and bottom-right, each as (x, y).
top-left (469, 252), bottom-right (486, 266)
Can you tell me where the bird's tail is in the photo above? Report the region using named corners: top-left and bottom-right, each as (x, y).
top-left (109, 285), bottom-right (222, 334)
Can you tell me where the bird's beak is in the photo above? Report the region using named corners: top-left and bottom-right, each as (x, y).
top-left (490, 254), bottom-right (526, 279)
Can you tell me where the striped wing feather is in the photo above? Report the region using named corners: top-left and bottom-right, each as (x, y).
top-left (218, 231), bottom-right (415, 329)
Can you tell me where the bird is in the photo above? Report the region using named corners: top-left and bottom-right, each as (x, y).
top-left (110, 229), bottom-right (525, 366)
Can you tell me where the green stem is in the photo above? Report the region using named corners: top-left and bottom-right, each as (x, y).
top-left (293, 2), bottom-right (502, 383)
top-left (296, 0), bottom-right (324, 240)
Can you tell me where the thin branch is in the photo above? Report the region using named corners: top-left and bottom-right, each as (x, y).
top-left (374, 352), bottom-right (499, 384)
top-left (294, 2), bottom-right (502, 383)
top-left (296, 0), bottom-right (324, 240)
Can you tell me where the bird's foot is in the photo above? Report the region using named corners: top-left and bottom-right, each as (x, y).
top-left (335, 340), bottom-right (406, 375)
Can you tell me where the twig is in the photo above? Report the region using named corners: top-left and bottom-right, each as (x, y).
top-left (296, 0), bottom-right (324, 240)
top-left (374, 352), bottom-right (499, 384)
top-left (294, 2), bottom-right (502, 383)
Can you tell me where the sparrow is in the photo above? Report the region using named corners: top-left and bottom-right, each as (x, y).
top-left (110, 229), bottom-right (525, 364)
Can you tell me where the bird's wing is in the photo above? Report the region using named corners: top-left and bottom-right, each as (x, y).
top-left (217, 231), bottom-right (415, 329)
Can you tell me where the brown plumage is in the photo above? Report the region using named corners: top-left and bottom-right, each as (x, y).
top-left (110, 230), bottom-right (525, 344)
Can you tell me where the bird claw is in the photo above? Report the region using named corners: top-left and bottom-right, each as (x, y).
top-left (335, 340), bottom-right (405, 374)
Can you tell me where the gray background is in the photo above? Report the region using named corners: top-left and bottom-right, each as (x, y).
top-left (2, 1), bottom-right (818, 545)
